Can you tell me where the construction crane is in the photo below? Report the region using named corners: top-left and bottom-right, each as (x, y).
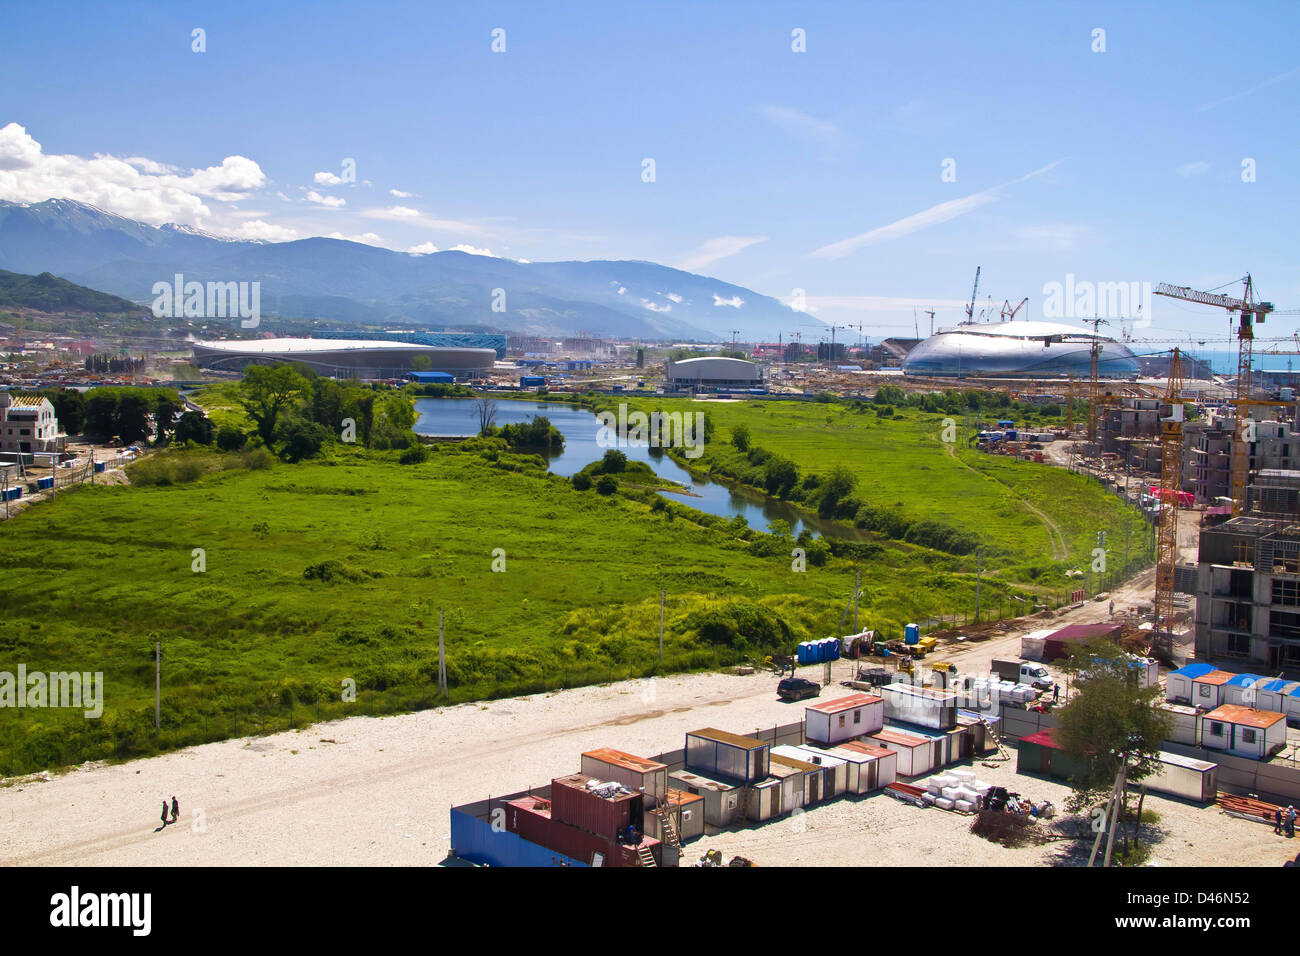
top-left (1153, 348), bottom-right (1186, 654)
top-left (1001, 297), bottom-right (1029, 321)
top-left (1085, 316), bottom-right (1110, 443)
top-left (964, 267), bottom-right (981, 325)
top-left (924, 308), bottom-right (936, 336)
top-left (1155, 276), bottom-right (1274, 513)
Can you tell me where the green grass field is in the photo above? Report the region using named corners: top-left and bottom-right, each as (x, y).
top-left (0, 393), bottom-right (1148, 775)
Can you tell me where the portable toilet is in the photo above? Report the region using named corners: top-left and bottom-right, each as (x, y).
top-left (797, 642), bottom-right (810, 665)
top-left (904, 623), bottom-right (920, 645)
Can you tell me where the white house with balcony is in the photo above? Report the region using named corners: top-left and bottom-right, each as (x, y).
top-left (0, 393), bottom-right (64, 455)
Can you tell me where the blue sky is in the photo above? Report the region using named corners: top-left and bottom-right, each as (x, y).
top-left (0, 0), bottom-right (1297, 345)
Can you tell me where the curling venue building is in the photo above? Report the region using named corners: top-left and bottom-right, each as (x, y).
top-left (901, 321), bottom-right (1139, 379)
top-left (191, 338), bottom-right (496, 379)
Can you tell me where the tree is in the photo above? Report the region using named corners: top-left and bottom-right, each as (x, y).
top-left (114, 392), bottom-right (153, 445)
top-left (216, 424), bottom-right (247, 451)
top-left (475, 396), bottom-right (498, 436)
top-left (595, 474), bottom-right (618, 495)
top-left (572, 472), bottom-right (593, 491)
top-left (731, 423), bottom-right (751, 452)
top-left (597, 448), bottom-right (627, 473)
top-left (276, 417), bottom-right (330, 463)
top-left (153, 394), bottom-right (181, 443)
top-left (816, 464), bottom-right (857, 518)
top-left (174, 410), bottom-right (215, 445)
top-left (1054, 636), bottom-right (1172, 859)
top-left (239, 364), bottom-right (308, 445)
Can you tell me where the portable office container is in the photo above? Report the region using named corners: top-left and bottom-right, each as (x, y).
top-left (1015, 729), bottom-right (1094, 781)
top-left (684, 728), bottom-right (769, 783)
top-left (770, 752), bottom-right (824, 805)
top-left (882, 683), bottom-right (958, 731)
top-left (664, 788), bottom-right (705, 843)
top-left (580, 749), bottom-right (667, 807)
top-left (1145, 752), bottom-right (1218, 803)
top-left (669, 769), bottom-right (741, 826)
top-left (1165, 662), bottom-right (1214, 705)
top-left (826, 741), bottom-right (898, 791)
top-left (1158, 703), bottom-right (1203, 747)
top-left (1190, 670), bottom-right (1236, 709)
top-left (761, 764), bottom-right (805, 819)
top-left (1202, 705), bottom-right (1287, 760)
top-left (804, 692), bottom-right (884, 745)
top-left (1258, 679), bottom-right (1300, 715)
top-left (504, 795), bottom-right (661, 867)
top-left (869, 728), bottom-right (934, 778)
top-left (1223, 674), bottom-right (1267, 708)
top-left (776, 745), bottom-right (847, 798)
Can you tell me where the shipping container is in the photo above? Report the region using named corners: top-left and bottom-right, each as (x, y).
top-left (549, 773), bottom-right (641, 840)
top-left (504, 795), bottom-right (661, 867)
top-left (1165, 662), bottom-right (1215, 705)
top-left (669, 769), bottom-right (741, 826)
top-left (580, 747), bottom-right (671, 841)
top-left (775, 744), bottom-right (847, 798)
top-left (770, 752), bottom-right (823, 806)
top-left (869, 727), bottom-right (935, 778)
top-left (684, 728), bottom-right (769, 783)
top-left (664, 788), bottom-right (705, 843)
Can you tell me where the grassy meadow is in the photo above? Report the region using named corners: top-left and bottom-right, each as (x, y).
top-left (0, 391), bottom-right (1148, 774)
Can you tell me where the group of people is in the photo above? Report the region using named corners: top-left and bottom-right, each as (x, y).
top-left (159, 796), bottom-right (179, 828)
top-left (1275, 804), bottom-right (1297, 838)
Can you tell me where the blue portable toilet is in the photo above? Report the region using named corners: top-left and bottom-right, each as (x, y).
top-left (797, 642), bottom-right (809, 665)
top-left (829, 638), bottom-right (840, 661)
top-left (904, 623), bottom-right (920, 645)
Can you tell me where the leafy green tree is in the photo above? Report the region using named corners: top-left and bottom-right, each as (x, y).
top-left (1055, 637), bottom-right (1173, 855)
top-left (83, 390), bottom-right (118, 438)
top-left (731, 423), bottom-right (751, 452)
top-left (571, 471), bottom-right (593, 491)
top-left (595, 474), bottom-right (618, 495)
top-left (114, 392), bottom-right (152, 445)
top-left (153, 394), bottom-right (181, 442)
top-left (239, 364), bottom-right (308, 445)
top-left (174, 410), bottom-right (215, 445)
top-left (216, 424), bottom-right (247, 451)
top-left (276, 417), bottom-right (330, 463)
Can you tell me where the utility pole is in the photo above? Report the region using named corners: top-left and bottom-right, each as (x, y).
top-left (155, 641), bottom-right (161, 730)
top-left (659, 588), bottom-right (665, 665)
top-left (853, 568), bottom-right (861, 632)
top-left (974, 547), bottom-right (983, 622)
top-left (438, 611), bottom-right (447, 700)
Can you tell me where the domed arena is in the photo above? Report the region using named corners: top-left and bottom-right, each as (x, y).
top-left (900, 321), bottom-right (1139, 379)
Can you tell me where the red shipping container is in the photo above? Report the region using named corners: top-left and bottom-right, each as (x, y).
top-left (550, 773), bottom-right (641, 840)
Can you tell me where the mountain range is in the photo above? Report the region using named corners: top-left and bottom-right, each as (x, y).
top-left (0, 199), bottom-right (802, 341)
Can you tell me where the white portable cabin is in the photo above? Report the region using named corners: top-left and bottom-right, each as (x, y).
top-left (804, 692), bottom-right (884, 746)
top-left (1222, 675), bottom-right (1269, 709)
top-left (1157, 703), bottom-right (1203, 747)
top-left (1145, 752), bottom-right (1219, 803)
top-left (1165, 663), bottom-right (1215, 705)
top-left (1189, 670), bottom-right (1236, 710)
top-left (762, 761), bottom-right (809, 817)
top-left (774, 745), bottom-right (847, 798)
top-left (669, 769), bottom-right (740, 826)
top-left (870, 728), bottom-right (935, 778)
top-left (881, 683), bottom-right (958, 731)
top-left (1202, 705), bottom-right (1287, 760)
top-left (1019, 628), bottom-right (1054, 662)
top-left (1258, 680), bottom-right (1300, 716)
top-left (823, 741), bottom-right (898, 792)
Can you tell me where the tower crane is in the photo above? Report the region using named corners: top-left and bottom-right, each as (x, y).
top-left (1154, 348), bottom-right (1186, 654)
top-left (1085, 316), bottom-right (1110, 443)
top-left (1001, 297), bottom-right (1029, 321)
top-left (964, 267), bottom-right (981, 325)
top-left (1155, 276), bottom-right (1274, 513)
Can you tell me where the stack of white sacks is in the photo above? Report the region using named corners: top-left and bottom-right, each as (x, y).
top-left (922, 769), bottom-right (993, 813)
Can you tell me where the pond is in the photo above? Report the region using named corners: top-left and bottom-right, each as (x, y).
top-left (413, 397), bottom-right (865, 540)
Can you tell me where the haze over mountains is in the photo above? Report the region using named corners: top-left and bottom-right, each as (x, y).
top-left (0, 199), bottom-right (802, 341)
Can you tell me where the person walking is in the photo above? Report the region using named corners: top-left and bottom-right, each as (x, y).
top-left (1288, 806), bottom-right (1297, 838)
top-left (1053, 683), bottom-right (1060, 704)
top-left (1109, 600), bottom-right (1115, 617)
top-left (160, 800), bottom-right (169, 828)
top-left (170, 796), bottom-right (179, 824)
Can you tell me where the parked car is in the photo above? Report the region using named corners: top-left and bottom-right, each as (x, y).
top-left (777, 677), bottom-right (821, 702)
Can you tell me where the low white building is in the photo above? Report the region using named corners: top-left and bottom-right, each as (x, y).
top-left (804, 693), bottom-right (884, 746)
top-left (1201, 705), bottom-right (1287, 760)
top-left (0, 393), bottom-right (63, 454)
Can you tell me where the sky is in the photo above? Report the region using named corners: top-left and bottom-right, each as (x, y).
top-left (0, 0), bottom-right (1298, 349)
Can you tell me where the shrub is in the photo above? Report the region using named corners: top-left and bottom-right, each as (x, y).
top-left (572, 472), bottom-right (592, 491)
top-left (596, 474), bottom-right (618, 495)
top-left (399, 444), bottom-right (429, 465)
top-left (216, 425), bottom-right (247, 452)
top-left (241, 447), bottom-right (275, 470)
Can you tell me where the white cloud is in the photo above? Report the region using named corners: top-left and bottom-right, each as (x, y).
top-left (760, 105), bottom-right (841, 146)
top-left (326, 231), bottom-right (384, 246)
top-left (389, 188), bottom-right (417, 198)
top-left (616, 286), bottom-right (626, 295)
top-left (810, 159), bottom-right (1063, 259)
top-left (664, 292), bottom-right (683, 303)
top-left (0, 122), bottom-right (274, 225)
top-left (676, 235), bottom-right (768, 272)
top-left (304, 190), bottom-right (346, 208)
top-left (407, 241), bottom-right (439, 255)
top-left (314, 171), bottom-right (345, 186)
top-left (236, 220), bottom-right (299, 242)
top-left (642, 298), bottom-right (672, 312)
top-left (1177, 161), bottom-right (1210, 177)
top-left (381, 205), bottom-right (421, 218)
top-left (450, 244), bottom-right (494, 257)
top-left (713, 294), bottom-right (744, 308)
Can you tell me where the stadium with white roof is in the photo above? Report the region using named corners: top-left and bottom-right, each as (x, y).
top-left (900, 320), bottom-right (1139, 379)
top-left (191, 338), bottom-right (497, 379)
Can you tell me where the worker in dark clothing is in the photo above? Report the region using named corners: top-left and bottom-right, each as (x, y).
top-left (160, 800), bottom-right (169, 828)
top-left (1288, 806), bottom-right (1296, 838)
top-left (1276, 807), bottom-right (1284, 834)
top-left (1052, 683), bottom-right (1060, 703)
top-left (170, 796), bottom-right (179, 824)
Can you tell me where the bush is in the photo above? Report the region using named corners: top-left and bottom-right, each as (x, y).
top-left (399, 444), bottom-right (429, 465)
top-left (596, 474), bottom-right (618, 495)
top-left (216, 425), bottom-right (247, 452)
top-left (731, 423), bottom-right (751, 452)
top-left (572, 472), bottom-right (593, 491)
